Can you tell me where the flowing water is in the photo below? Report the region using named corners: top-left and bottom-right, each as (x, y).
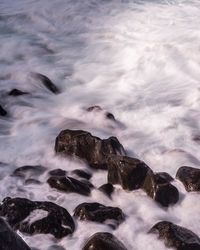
top-left (0, 0), bottom-right (200, 249)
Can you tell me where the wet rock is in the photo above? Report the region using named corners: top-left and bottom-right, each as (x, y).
top-left (31, 72), bottom-right (60, 94)
top-left (176, 166), bottom-right (200, 192)
top-left (98, 183), bottom-right (114, 198)
top-left (71, 169), bottom-right (92, 180)
top-left (74, 202), bottom-right (124, 228)
top-left (12, 165), bottom-right (46, 179)
top-left (149, 221), bottom-right (200, 250)
top-left (143, 169), bottom-right (179, 207)
top-left (0, 104), bottom-right (7, 116)
top-left (107, 155), bottom-right (150, 190)
top-left (0, 197), bottom-right (75, 239)
top-left (0, 217), bottom-right (31, 250)
top-left (48, 168), bottom-right (67, 177)
top-left (155, 172), bottom-right (174, 183)
top-left (87, 105), bottom-right (116, 121)
top-left (8, 89), bottom-right (29, 96)
top-left (47, 175), bottom-right (91, 196)
top-left (55, 129), bottom-right (125, 169)
top-left (82, 232), bottom-right (128, 250)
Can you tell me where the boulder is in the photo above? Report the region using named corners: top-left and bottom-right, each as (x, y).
top-left (0, 105), bottom-right (7, 116)
top-left (55, 130), bottom-right (125, 169)
top-left (82, 232), bottom-right (128, 250)
top-left (107, 155), bottom-right (150, 190)
top-left (0, 217), bottom-right (31, 250)
top-left (48, 168), bottom-right (67, 177)
top-left (8, 89), bottom-right (29, 96)
top-left (74, 202), bottom-right (124, 228)
top-left (149, 221), bottom-right (200, 250)
top-left (176, 166), bottom-right (200, 192)
top-left (98, 183), bottom-right (114, 198)
top-left (47, 176), bottom-right (91, 196)
top-left (142, 169), bottom-right (179, 207)
top-left (0, 197), bottom-right (75, 239)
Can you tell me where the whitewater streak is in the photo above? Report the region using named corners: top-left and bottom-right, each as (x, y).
top-left (0, 0), bottom-right (200, 249)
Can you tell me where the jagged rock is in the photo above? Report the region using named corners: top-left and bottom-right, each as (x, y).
top-left (107, 155), bottom-right (150, 190)
top-left (87, 105), bottom-right (116, 121)
top-left (98, 183), bottom-right (114, 198)
top-left (0, 218), bottom-right (31, 250)
top-left (74, 202), bottom-right (124, 228)
top-left (47, 176), bottom-right (91, 196)
top-left (176, 166), bottom-right (200, 192)
top-left (82, 232), bottom-right (128, 250)
top-left (55, 130), bottom-right (125, 169)
top-left (143, 169), bottom-right (179, 207)
top-left (149, 221), bottom-right (200, 250)
top-left (48, 168), bottom-right (67, 177)
top-left (31, 72), bottom-right (60, 94)
top-left (8, 89), bottom-right (29, 96)
top-left (71, 169), bottom-right (92, 180)
top-left (0, 104), bottom-right (7, 116)
top-left (0, 197), bottom-right (75, 239)
top-left (12, 165), bottom-right (46, 179)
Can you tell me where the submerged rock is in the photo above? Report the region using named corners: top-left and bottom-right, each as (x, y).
top-left (12, 165), bottom-right (46, 179)
top-left (31, 72), bottom-right (60, 94)
top-left (74, 202), bottom-right (124, 227)
top-left (55, 129), bottom-right (125, 169)
top-left (0, 217), bottom-right (31, 250)
top-left (107, 155), bottom-right (150, 190)
top-left (98, 183), bottom-right (114, 198)
top-left (82, 232), bottom-right (128, 250)
top-left (0, 197), bottom-right (75, 239)
top-left (143, 170), bottom-right (179, 207)
top-left (48, 168), bottom-right (67, 177)
top-left (47, 175), bottom-right (91, 196)
top-left (176, 166), bottom-right (200, 192)
top-left (87, 105), bottom-right (116, 121)
top-left (0, 104), bottom-right (7, 116)
top-left (71, 169), bottom-right (92, 180)
top-left (149, 221), bottom-right (200, 250)
top-left (8, 89), bottom-right (29, 96)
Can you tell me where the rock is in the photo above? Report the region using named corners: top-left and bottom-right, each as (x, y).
top-left (8, 89), bottom-right (29, 96)
top-left (149, 221), bottom-right (200, 250)
top-left (0, 104), bottom-right (7, 116)
top-left (55, 130), bottom-right (125, 169)
top-left (71, 169), bottom-right (92, 180)
top-left (0, 197), bottom-right (75, 239)
top-left (47, 176), bottom-right (91, 196)
top-left (87, 105), bottom-right (116, 121)
top-left (74, 202), bottom-right (124, 228)
top-left (98, 183), bottom-right (114, 198)
top-left (82, 232), bottom-right (128, 250)
top-left (107, 155), bottom-right (150, 190)
top-left (0, 217), bottom-right (31, 250)
top-left (155, 172), bottom-right (174, 183)
top-left (31, 72), bottom-right (60, 94)
top-left (12, 165), bottom-right (46, 179)
top-left (142, 170), bottom-right (179, 207)
top-left (176, 166), bottom-right (200, 192)
top-left (48, 168), bottom-right (67, 177)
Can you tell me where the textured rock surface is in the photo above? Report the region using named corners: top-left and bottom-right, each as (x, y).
top-left (55, 129), bottom-right (125, 169)
top-left (149, 221), bottom-right (200, 250)
top-left (176, 166), bottom-right (200, 192)
top-left (0, 217), bottom-right (31, 250)
top-left (0, 197), bottom-right (75, 239)
top-left (82, 232), bottom-right (128, 250)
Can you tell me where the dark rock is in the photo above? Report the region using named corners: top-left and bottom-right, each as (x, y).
top-left (155, 172), bottom-right (174, 183)
top-left (74, 202), bottom-right (124, 228)
top-left (86, 105), bottom-right (116, 121)
top-left (98, 183), bottom-right (114, 198)
top-left (47, 176), bottom-right (91, 196)
top-left (31, 72), bottom-right (60, 94)
top-left (0, 197), bottom-right (75, 239)
top-left (12, 165), bottom-right (46, 179)
top-left (48, 169), bottom-right (67, 177)
top-left (0, 217), bottom-right (31, 250)
top-left (176, 166), bottom-right (200, 192)
top-left (82, 232), bottom-right (128, 250)
top-left (8, 89), bottom-right (29, 96)
top-left (106, 112), bottom-right (115, 121)
top-left (143, 169), bottom-right (179, 207)
top-left (71, 169), bottom-right (92, 180)
top-left (55, 130), bottom-right (125, 169)
top-left (107, 155), bottom-right (150, 190)
top-left (149, 221), bottom-right (200, 250)
top-left (0, 105), bottom-right (7, 116)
